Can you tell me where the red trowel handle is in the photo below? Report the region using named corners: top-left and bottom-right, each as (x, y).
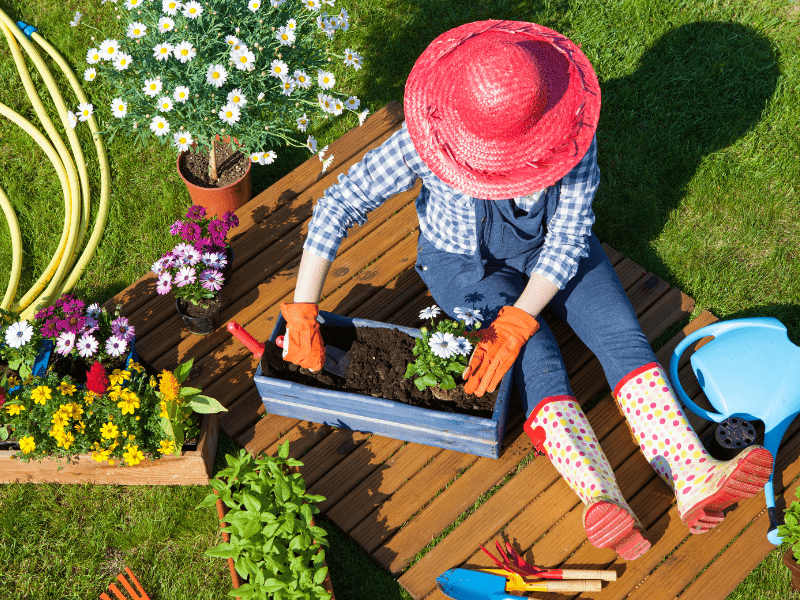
top-left (227, 321), bottom-right (264, 358)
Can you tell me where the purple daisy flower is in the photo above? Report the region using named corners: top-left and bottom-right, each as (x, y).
top-left (180, 221), bottom-right (202, 242)
top-left (186, 205), bottom-right (206, 219)
top-left (156, 273), bottom-right (173, 295)
top-left (184, 246), bottom-right (201, 266)
top-left (200, 269), bottom-right (224, 292)
top-left (201, 252), bottom-right (226, 269)
top-left (208, 219), bottom-right (226, 238)
top-left (111, 317), bottom-right (136, 342)
top-left (223, 211), bottom-right (239, 228)
top-left (40, 317), bottom-right (60, 339)
top-left (55, 331), bottom-right (76, 356)
top-left (105, 335), bottom-right (128, 358)
top-left (35, 306), bottom-right (54, 320)
top-left (64, 315), bottom-right (86, 334)
top-left (84, 315), bottom-right (99, 333)
top-left (169, 220), bottom-right (184, 235)
top-left (174, 265), bottom-right (197, 288)
top-left (172, 243), bottom-right (194, 260)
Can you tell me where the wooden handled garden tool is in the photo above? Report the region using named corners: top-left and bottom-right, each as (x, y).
top-left (480, 540), bottom-right (617, 581)
top-left (99, 567), bottom-right (150, 600)
top-left (436, 568), bottom-right (601, 599)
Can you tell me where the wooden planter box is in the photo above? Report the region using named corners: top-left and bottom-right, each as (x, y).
top-left (253, 311), bottom-right (513, 458)
top-left (0, 414), bottom-right (219, 485)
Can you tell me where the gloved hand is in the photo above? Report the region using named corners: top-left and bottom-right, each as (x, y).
top-left (463, 306), bottom-right (540, 397)
top-left (280, 302), bottom-right (325, 371)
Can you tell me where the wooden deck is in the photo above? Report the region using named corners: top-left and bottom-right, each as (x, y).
top-left (112, 101), bottom-right (798, 599)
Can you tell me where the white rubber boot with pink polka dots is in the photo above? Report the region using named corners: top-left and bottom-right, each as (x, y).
top-left (525, 395), bottom-right (651, 560)
top-left (613, 363), bottom-right (773, 534)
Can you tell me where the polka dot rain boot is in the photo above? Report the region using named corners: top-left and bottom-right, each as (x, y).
top-left (525, 395), bottom-right (651, 560)
top-left (613, 363), bottom-right (773, 534)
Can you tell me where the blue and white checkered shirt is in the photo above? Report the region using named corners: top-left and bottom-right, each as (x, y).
top-left (304, 123), bottom-right (599, 290)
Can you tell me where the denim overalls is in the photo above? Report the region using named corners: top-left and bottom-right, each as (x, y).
top-left (415, 194), bottom-right (657, 417)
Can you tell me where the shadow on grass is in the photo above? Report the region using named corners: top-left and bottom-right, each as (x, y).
top-left (592, 21), bottom-right (780, 287)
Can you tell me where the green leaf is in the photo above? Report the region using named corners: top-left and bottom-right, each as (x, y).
top-left (204, 542), bottom-right (237, 559)
top-left (403, 363), bottom-right (416, 378)
top-left (441, 374), bottom-right (456, 389)
top-left (279, 439), bottom-right (290, 459)
top-left (242, 491), bottom-right (262, 513)
top-left (196, 494), bottom-right (218, 509)
top-left (188, 394), bottom-right (228, 414)
top-left (242, 518), bottom-right (262, 539)
top-left (227, 583), bottom-right (259, 599)
top-left (414, 377), bottom-right (428, 392)
top-left (313, 566), bottom-right (328, 585)
top-left (173, 359), bottom-right (194, 384)
top-left (262, 578), bottom-right (286, 593)
top-left (421, 374), bottom-right (438, 387)
top-left (0, 426), bottom-right (8, 442)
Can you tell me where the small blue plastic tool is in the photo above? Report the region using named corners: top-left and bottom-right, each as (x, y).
top-left (670, 317), bottom-right (800, 545)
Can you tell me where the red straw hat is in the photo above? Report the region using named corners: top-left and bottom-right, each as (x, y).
top-left (404, 20), bottom-right (601, 199)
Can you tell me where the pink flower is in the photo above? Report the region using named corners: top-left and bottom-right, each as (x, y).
top-left (169, 220), bottom-right (184, 235)
top-left (181, 221), bottom-right (202, 242)
top-left (174, 265), bottom-right (197, 287)
top-left (111, 317), bottom-right (135, 342)
top-left (156, 272), bottom-right (173, 294)
top-left (223, 211), bottom-right (239, 228)
top-left (56, 331), bottom-right (76, 356)
top-left (185, 205), bottom-right (206, 219)
top-left (200, 269), bottom-right (224, 291)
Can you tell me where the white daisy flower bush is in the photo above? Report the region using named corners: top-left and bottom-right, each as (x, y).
top-left (80, 0), bottom-right (363, 176)
top-left (0, 309), bottom-right (44, 381)
top-left (404, 305), bottom-right (483, 392)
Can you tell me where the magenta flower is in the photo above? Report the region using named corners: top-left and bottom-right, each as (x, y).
top-left (193, 236), bottom-right (213, 252)
top-left (181, 221), bottom-right (202, 242)
top-left (156, 273), bottom-right (173, 295)
top-left (105, 335), bottom-right (128, 358)
top-left (40, 317), bottom-right (60, 339)
top-left (111, 316), bottom-right (136, 342)
top-left (35, 306), bottom-right (55, 320)
top-left (208, 219), bottom-right (227, 238)
top-left (223, 211), bottom-right (239, 228)
top-left (174, 265), bottom-right (197, 287)
top-left (186, 205), bottom-right (206, 219)
top-left (169, 220), bottom-right (184, 235)
top-left (200, 269), bottom-right (224, 291)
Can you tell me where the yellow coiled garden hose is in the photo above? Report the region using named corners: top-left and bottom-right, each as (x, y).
top-left (0, 10), bottom-right (111, 319)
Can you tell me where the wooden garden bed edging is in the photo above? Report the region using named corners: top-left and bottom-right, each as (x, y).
top-left (0, 414), bottom-right (219, 485)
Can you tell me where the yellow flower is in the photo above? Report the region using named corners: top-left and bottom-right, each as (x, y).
top-left (118, 396), bottom-right (140, 415)
top-left (123, 445), bottom-right (144, 466)
top-left (149, 377), bottom-right (157, 388)
top-left (108, 385), bottom-right (122, 401)
top-left (109, 370), bottom-right (131, 386)
top-left (129, 362), bottom-right (144, 373)
top-left (57, 431), bottom-right (75, 450)
top-left (100, 422), bottom-right (119, 440)
top-left (58, 382), bottom-right (77, 396)
top-left (74, 420), bottom-right (86, 433)
top-left (19, 436), bottom-right (35, 454)
top-left (159, 371), bottom-right (180, 401)
top-left (69, 402), bottom-right (84, 420)
top-left (50, 412), bottom-right (68, 429)
top-left (158, 439), bottom-right (176, 455)
top-left (31, 386), bottom-right (52, 405)
top-left (91, 450), bottom-right (106, 463)
top-left (6, 403), bottom-right (24, 416)
top-left (84, 391), bottom-right (95, 405)
top-left (159, 400), bottom-right (169, 419)
top-left (6, 374), bottom-right (20, 387)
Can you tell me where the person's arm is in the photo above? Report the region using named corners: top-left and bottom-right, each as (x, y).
top-left (513, 272), bottom-right (559, 318)
top-left (293, 249), bottom-right (332, 304)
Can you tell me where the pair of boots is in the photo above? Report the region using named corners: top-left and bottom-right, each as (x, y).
top-left (524, 363), bottom-right (772, 561)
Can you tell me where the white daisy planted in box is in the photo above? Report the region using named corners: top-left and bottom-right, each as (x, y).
top-left (81, 0), bottom-right (364, 181)
top-left (404, 305), bottom-right (483, 392)
top-left (0, 310), bottom-right (43, 381)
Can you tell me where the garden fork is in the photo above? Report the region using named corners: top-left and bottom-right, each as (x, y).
top-left (99, 567), bottom-right (151, 600)
top-left (480, 540), bottom-right (617, 581)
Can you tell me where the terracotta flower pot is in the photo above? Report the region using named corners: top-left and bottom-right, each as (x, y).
top-left (176, 150), bottom-right (252, 218)
top-left (783, 548), bottom-right (800, 592)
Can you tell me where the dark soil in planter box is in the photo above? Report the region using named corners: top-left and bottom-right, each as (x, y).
top-left (180, 142), bottom-right (248, 188)
top-left (262, 324), bottom-right (498, 419)
top-left (178, 295), bottom-right (222, 319)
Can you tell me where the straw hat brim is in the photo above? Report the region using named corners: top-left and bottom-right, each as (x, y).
top-left (404, 20), bottom-right (601, 199)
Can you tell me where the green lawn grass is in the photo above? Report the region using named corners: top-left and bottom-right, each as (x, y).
top-left (1, 0), bottom-right (799, 598)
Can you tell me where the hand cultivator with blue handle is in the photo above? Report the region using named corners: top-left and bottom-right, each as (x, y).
top-left (670, 317), bottom-right (800, 545)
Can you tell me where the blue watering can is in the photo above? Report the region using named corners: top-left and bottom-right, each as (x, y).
top-left (670, 317), bottom-right (800, 545)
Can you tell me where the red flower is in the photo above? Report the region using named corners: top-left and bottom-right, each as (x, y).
top-left (86, 361), bottom-right (109, 395)
top-left (0, 387), bottom-right (6, 407)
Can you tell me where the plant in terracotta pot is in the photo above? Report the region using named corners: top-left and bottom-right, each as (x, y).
top-left (197, 442), bottom-right (333, 599)
top-left (152, 205), bottom-right (239, 334)
top-left (779, 484), bottom-right (800, 591)
top-left (404, 304), bottom-right (482, 400)
top-left (77, 0), bottom-right (364, 216)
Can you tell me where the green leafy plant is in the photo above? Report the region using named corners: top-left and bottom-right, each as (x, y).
top-left (404, 305), bottom-right (482, 392)
top-left (198, 442), bottom-right (330, 600)
top-left (779, 485), bottom-right (800, 561)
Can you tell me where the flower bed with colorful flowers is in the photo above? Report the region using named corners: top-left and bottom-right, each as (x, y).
top-left (0, 356), bottom-right (225, 466)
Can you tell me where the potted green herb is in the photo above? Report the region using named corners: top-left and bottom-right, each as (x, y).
top-left (198, 442), bottom-right (333, 599)
top-left (779, 485), bottom-right (800, 591)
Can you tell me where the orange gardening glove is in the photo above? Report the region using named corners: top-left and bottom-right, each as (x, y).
top-left (280, 302), bottom-right (325, 371)
top-left (463, 306), bottom-right (540, 397)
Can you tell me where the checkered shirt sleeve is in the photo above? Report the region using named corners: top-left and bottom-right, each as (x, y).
top-left (304, 126), bottom-right (420, 261)
top-left (530, 135), bottom-right (600, 289)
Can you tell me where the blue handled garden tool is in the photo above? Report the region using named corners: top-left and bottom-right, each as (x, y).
top-left (436, 568), bottom-right (601, 599)
top-left (670, 317), bottom-right (800, 545)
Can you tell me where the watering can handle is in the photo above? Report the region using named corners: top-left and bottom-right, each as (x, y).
top-left (669, 318), bottom-right (786, 423)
